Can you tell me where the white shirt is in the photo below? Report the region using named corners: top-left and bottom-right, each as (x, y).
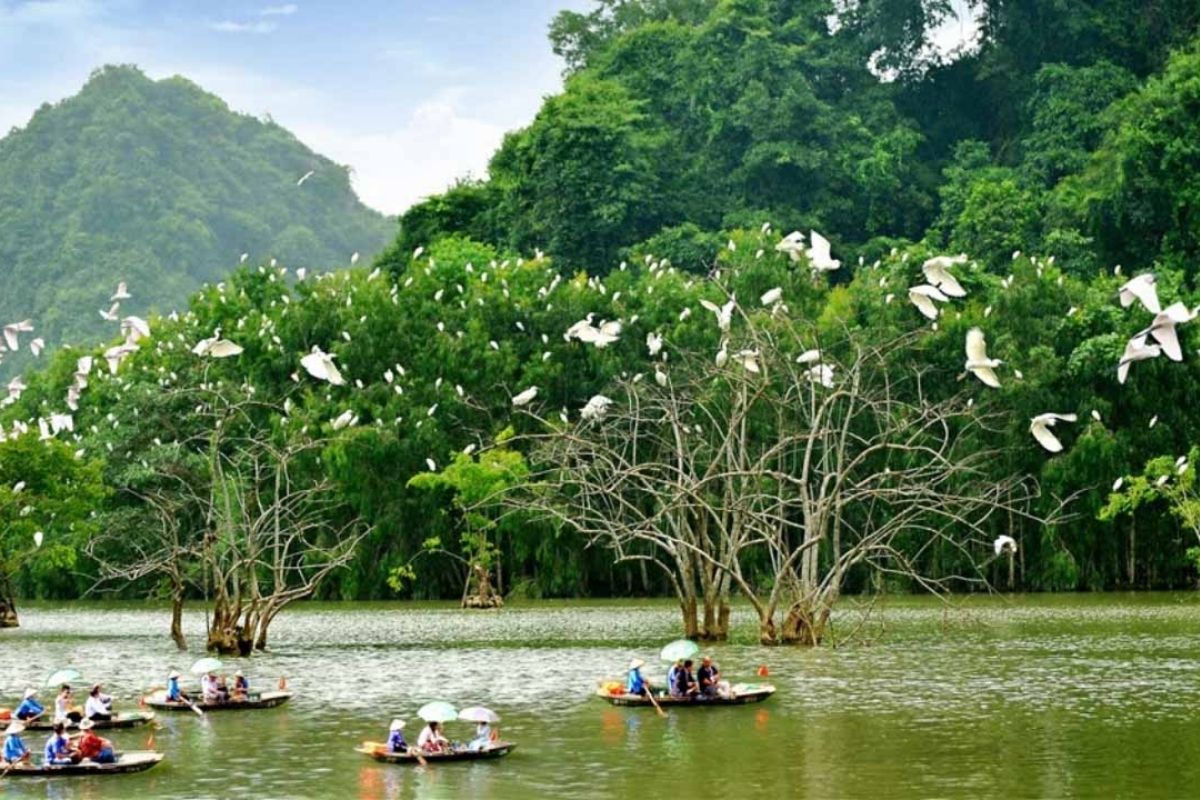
top-left (85, 695), bottom-right (109, 718)
top-left (416, 726), bottom-right (445, 750)
top-left (54, 695), bottom-right (71, 723)
top-left (201, 675), bottom-right (220, 701)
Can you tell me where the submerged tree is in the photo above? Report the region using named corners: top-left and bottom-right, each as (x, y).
top-left (508, 302), bottom-right (1061, 644)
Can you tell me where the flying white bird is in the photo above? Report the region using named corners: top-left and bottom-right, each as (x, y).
top-left (1118, 273), bottom-right (1161, 314)
top-left (103, 343), bottom-right (138, 374)
top-left (297, 170), bottom-right (315, 186)
top-left (921, 254), bottom-right (968, 298)
top-left (1138, 301), bottom-right (1194, 362)
top-left (807, 231), bottom-right (840, 273)
top-left (760, 287), bottom-right (783, 307)
top-left (965, 328), bottom-right (1002, 388)
top-left (1029, 413), bottom-right (1077, 453)
top-left (192, 331), bottom-right (244, 358)
top-left (908, 285), bottom-right (950, 320)
top-left (120, 316), bottom-right (151, 343)
top-left (699, 297), bottom-right (736, 332)
top-left (735, 350), bottom-right (761, 374)
top-left (3, 320), bottom-right (33, 351)
top-left (300, 346), bottom-right (345, 385)
top-left (775, 231), bottom-right (806, 262)
top-left (993, 535), bottom-right (1017, 556)
top-left (110, 282), bottom-right (131, 302)
top-left (512, 386), bottom-right (539, 407)
top-left (99, 303), bottom-right (120, 322)
top-left (1118, 334), bottom-right (1161, 384)
top-left (29, 338), bottom-right (44, 357)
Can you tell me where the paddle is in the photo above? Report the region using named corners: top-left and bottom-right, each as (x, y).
top-left (368, 740), bottom-right (427, 767)
top-left (644, 687), bottom-right (667, 719)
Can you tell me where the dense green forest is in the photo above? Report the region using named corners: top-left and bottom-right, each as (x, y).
top-left (0, 65), bottom-right (393, 377)
top-left (7, 0), bottom-right (1200, 626)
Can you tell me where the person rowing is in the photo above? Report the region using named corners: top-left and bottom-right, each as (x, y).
top-left (14, 688), bottom-right (44, 721)
top-left (416, 720), bottom-right (449, 754)
top-left (76, 719), bottom-right (116, 764)
top-left (166, 670), bottom-right (189, 703)
top-left (2, 721), bottom-right (31, 765)
top-left (626, 658), bottom-right (651, 696)
top-left (43, 722), bottom-right (79, 766)
top-left (85, 684), bottom-right (113, 722)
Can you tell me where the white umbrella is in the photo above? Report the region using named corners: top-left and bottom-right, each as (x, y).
top-left (457, 706), bottom-right (500, 724)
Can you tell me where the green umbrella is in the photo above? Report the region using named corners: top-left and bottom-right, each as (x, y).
top-left (190, 657), bottom-right (224, 676)
top-left (417, 701), bottom-right (458, 723)
top-left (659, 639), bottom-right (700, 662)
top-left (44, 668), bottom-right (83, 688)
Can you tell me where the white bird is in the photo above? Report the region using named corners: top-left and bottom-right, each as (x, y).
top-left (425, 458), bottom-right (437, 472)
top-left (654, 367), bottom-right (668, 387)
top-left (580, 394), bottom-right (613, 424)
top-left (99, 303), bottom-right (120, 322)
top-left (646, 332), bottom-right (663, 357)
top-left (807, 231), bottom-right (840, 273)
top-left (3, 320), bottom-right (33, 351)
top-left (6, 376), bottom-right (26, 401)
top-left (29, 338), bottom-right (44, 357)
top-left (33, 531), bottom-right (43, 549)
top-left (103, 343), bottom-right (138, 374)
top-left (775, 231), bottom-right (806, 262)
top-left (300, 346), bottom-right (345, 385)
top-left (512, 386), bottom-right (539, 407)
top-left (735, 349), bottom-right (761, 374)
top-left (699, 297), bottom-right (736, 332)
top-left (807, 363), bottom-right (836, 388)
top-left (921, 255), bottom-right (968, 298)
top-left (1138, 301), bottom-right (1194, 362)
top-left (350, 252), bottom-right (360, 265)
top-left (796, 349), bottom-right (821, 365)
top-left (120, 316), bottom-right (151, 343)
top-left (12, 481), bottom-right (25, 494)
top-left (1113, 477), bottom-right (1124, 491)
top-left (965, 328), bottom-right (1002, 388)
top-left (1118, 273), bottom-right (1161, 314)
top-left (1029, 413), bottom-right (1077, 453)
top-left (760, 287), bottom-right (783, 306)
top-left (192, 331), bottom-right (244, 358)
top-left (993, 535), bottom-right (1017, 556)
top-left (1118, 334), bottom-right (1162, 384)
top-left (715, 340), bottom-right (728, 368)
top-left (908, 285), bottom-right (950, 320)
top-left (297, 170), bottom-right (315, 186)
top-left (110, 282), bottom-right (131, 301)
top-left (331, 410), bottom-right (358, 430)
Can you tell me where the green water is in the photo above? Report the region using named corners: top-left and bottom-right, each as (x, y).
top-left (2, 594), bottom-right (1199, 799)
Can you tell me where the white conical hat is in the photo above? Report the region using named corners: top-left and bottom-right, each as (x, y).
top-left (390, 718), bottom-right (405, 731)
top-left (4, 721), bottom-right (25, 735)
top-left (629, 658), bottom-right (645, 670)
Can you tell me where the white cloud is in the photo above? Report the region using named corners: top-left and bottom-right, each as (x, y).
top-left (208, 19), bottom-right (277, 34)
top-left (259, 4), bottom-right (297, 16)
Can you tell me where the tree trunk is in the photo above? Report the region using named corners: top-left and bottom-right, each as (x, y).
top-left (679, 594), bottom-right (699, 639)
top-left (1127, 518), bottom-right (1136, 587)
top-left (0, 575), bottom-right (18, 628)
top-left (780, 601), bottom-right (831, 646)
top-left (170, 590), bottom-right (187, 651)
top-left (462, 563), bottom-right (503, 609)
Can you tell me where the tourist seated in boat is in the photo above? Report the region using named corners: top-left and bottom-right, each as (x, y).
top-left (670, 660), bottom-right (699, 699)
top-left (200, 671), bottom-right (221, 703)
top-left (14, 688), bottom-right (44, 721)
top-left (697, 656), bottom-right (721, 698)
top-left (416, 720), bottom-right (450, 754)
top-left (625, 658), bottom-right (651, 696)
top-left (54, 685), bottom-right (81, 724)
top-left (85, 684), bottom-right (113, 721)
top-left (2, 721), bottom-right (31, 765)
top-left (43, 722), bottom-right (80, 766)
top-left (231, 670), bottom-right (250, 702)
top-left (166, 670), bottom-right (189, 703)
top-left (466, 721), bottom-right (494, 752)
top-left (76, 719), bottom-right (116, 764)
top-left (387, 719), bottom-right (410, 753)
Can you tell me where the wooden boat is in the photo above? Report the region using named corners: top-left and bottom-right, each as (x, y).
top-left (595, 682), bottom-right (776, 707)
top-left (25, 712), bottom-right (156, 731)
top-left (1, 751), bottom-right (163, 778)
top-left (356, 740), bottom-right (516, 764)
top-left (142, 690), bottom-right (292, 712)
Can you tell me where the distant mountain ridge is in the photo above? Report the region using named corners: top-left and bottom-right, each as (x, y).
top-left (0, 64), bottom-right (393, 372)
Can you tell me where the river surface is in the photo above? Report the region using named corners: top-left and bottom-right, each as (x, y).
top-left (1, 594), bottom-right (1199, 799)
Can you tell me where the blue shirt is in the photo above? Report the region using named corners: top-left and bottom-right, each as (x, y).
top-left (667, 665), bottom-right (681, 695)
top-left (3, 733), bottom-right (28, 762)
top-left (43, 733), bottom-right (70, 765)
top-left (166, 678), bottom-right (181, 701)
top-left (626, 668), bottom-right (646, 694)
top-left (387, 730), bottom-right (407, 752)
top-left (15, 698), bottom-right (44, 719)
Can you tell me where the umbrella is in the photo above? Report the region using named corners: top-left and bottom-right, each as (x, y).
top-left (44, 668), bottom-right (83, 688)
top-left (458, 706), bottom-right (501, 724)
top-left (417, 701), bottom-right (458, 723)
top-left (660, 639), bottom-right (700, 662)
top-left (190, 657), bottom-right (224, 676)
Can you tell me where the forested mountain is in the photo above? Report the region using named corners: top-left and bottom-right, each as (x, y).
top-left (0, 65), bottom-right (393, 373)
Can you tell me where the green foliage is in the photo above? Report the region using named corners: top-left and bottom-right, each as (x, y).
top-left (0, 65), bottom-right (393, 376)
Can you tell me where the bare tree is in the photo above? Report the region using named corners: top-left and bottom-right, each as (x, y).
top-left (507, 311), bottom-right (1064, 645)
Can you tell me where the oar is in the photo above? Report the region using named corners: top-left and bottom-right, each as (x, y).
top-left (181, 696), bottom-right (205, 717)
top-left (644, 685), bottom-right (667, 718)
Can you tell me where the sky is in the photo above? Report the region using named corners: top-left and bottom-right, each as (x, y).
top-left (0, 0), bottom-right (590, 216)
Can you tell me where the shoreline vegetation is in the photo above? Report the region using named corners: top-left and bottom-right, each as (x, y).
top-left (8, 1), bottom-right (1200, 649)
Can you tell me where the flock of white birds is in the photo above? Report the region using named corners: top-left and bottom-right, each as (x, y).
top-left (1, 220), bottom-right (1194, 563)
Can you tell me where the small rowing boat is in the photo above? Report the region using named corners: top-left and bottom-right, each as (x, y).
top-left (24, 712), bottom-right (156, 731)
top-left (142, 690), bottom-right (292, 712)
top-left (1, 751), bottom-right (163, 778)
top-left (356, 740), bottom-right (516, 764)
top-left (595, 682), bottom-right (776, 707)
